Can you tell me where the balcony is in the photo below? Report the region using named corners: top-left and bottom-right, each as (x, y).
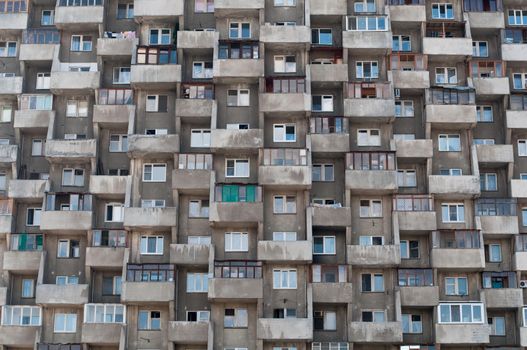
top-left (423, 22), bottom-right (472, 57)
top-left (394, 139), bottom-right (433, 159)
top-left (0, 200), bottom-right (13, 234)
top-left (465, 1), bottom-right (504, 29)
top-left (311, 206), bottom-right (351, 227)
top-left (506, 95), bottom-right (527, 130)
top-left (470, 60), bottom-right (510, 95)
top-left (89, 175), bottom-right (128, 197)
top-left (260, 78), bottom-right (311, 113)
top-left (344, 83), bottom-right (395, 120)
top-left (0, 145), bottom-right (17, 164)
top-left (312, 282), bottom-right (353, 303)
top-left (173, 154), bottom-right (212, 193)
top-left (177, 31), bottom-right (216, 49)
top-left (123, 207), bottom-right (177, 229)
top-left (514, 236), bottom-right (527, 271)
top-left (483, 287), bottom-right (523, 308)
top-left (511, 179), bottom-right (527, 198)
top-left (430, 230), bottom-right (485, 270)
top-left (86, 246), bottom-right (126, 268)
top-left (394, 195), bottom-right (437, 232)
top-left (0, 325), bottom-right (40, 347)
top-left (389, 54), bottom-right (430, 89)
top-left (54, 2), bottom-right (103, 29)
top-left (214, 0), bottom-right (264, 15)
top-left (93, 89), bottom-right (134, 126)
top-left (14, 109), bottom-right (53, 131)
top-left (131, 46), bottom-right (181, 88)
top-left (40, 210), bottom-right (92, 231)
top-left (501, 29), bottom-right (527, 61)
top-left (343, 16), bottom-right (391, 54)
top-left (82, 323), bottom-right (123, 345)
top-left (209, 260), bottom-right (263, 301)
top-left (260, 24), bottom-right (311, 46)
top-left (97, 36), bottom-right (136, 57)
top-left (400, 287), bottom-right (439, 307)
top-left (428, 175), bottom-right (480, 198)
top-left (210, 185), bottom-right (263, 225)
top-left (8, 179), bottom-right (48, 199)
top-left (348, 322), bottom-right (403, 343)
top-left (475, 144), bottom-right (513, 164)
top-left (309, 0), bottom-right (346, 16)
top-left (311, 64), bottom-right (348, 83)
top-left (168, 321), bottom-right (208, 344)
top-left (122, 264), bottom-right (175, 303)
top-left (210, 129), bottom-right (263, 152)
top-left (475, 198), bottom-right (518, 235)
top-left (0, 5), bottom-right (27, 30)
top-left (0, 76), bottom-right (23, 95)
top-left (176, 88), bottom-right (214, 117)
top-left (257, 318), bottom-right (312, 340)
top-left (345, 152), bottom-right (398, 193)
top-left (425, 87), bottom-right (477, 128)
top-left (3, 251), bottom-right (42, 272)
top-left (310, 117), bottom-right (350, 153)
top-left (50, 69), bottom-right (100, 94)
top-left (347, 244), bottom-right (400, 266)
top-left (170, 243), bottom-right (209, 265)
top-left (19, 29), bottom-right (60, 61)
top-left (127, 134), bottom-right (179, 158)
top-left (257, 241), bottom-right (312, 262)
top-left (35, 283), bottom-right (88, 305)
top-left (259, 149), bottom-right (311, 188)
top-left (134, 0), bottom-right (182, 21)
top-left (387, 0), bottom-right (425, 22)
top-left (435, 324), bottom-right (490, 344)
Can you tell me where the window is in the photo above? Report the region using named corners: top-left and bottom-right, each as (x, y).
top-left (31, 139), bottom-right (44, 156)
top-left (513, 73), bottom-right (527, 90)
top-left (102, 276), bottom-right (122, 295)
top-left (226, 123), bottom-right (249, 130)
top-left (438, 134), bottom-right (461, 152)
top-left (395, 100), bottom-right (414, 117)
top-left (187, 310), bottom-right (210, 322)
top-left (445, 277), bottom-right (468, 295)
top-left (392, 35), bottom-right (411, 52)
top-left (362, 310), bottom-right (385, 323)
top-left (273, 269), bottom-right (297, 289)
top-left (117, 3), bottom-right (133, 18)
top-left (138, 311), bottom-right (161, 330)
top-left (105, 203), bottom-right (124, 222)
top-left (273, 195), bottom-right (296, 214)
top-left (361, 273), bottom-right (384, 292)
top-left (522, 174), bottom-right (527, 180)
top-left (273, 232), bottom-right (297, 241)
top-left (229, 22), bottom-right (251, 39)
top-left (189, 199), bottom-right (209, 218)
top-left (402, 314), bottom-right (422, 334)
top-left (0, 42), bottom-right (17, 57)
top-left (56, 275), bottom-right (79, 285)
top-left (227, 89), bottom-right (250, 106)
top-left (360, 199), bottom-right (382, 217)
top-left (274, 0), bottom-right (295, 6)
top-left (190, 129), bottom-right (211, 147)
top-left (480, 173), bottom-right (497, 191)
top-left (314, 311), bottom-right (336, 330)
top-left (508, 10), bottom-right (527, 25)
top-left (473, 138), bottom-right (495, 145)
top-left (273, 124), bottom-right (296, 142)
top-left (488, 316), bottom-right (505, 336)
top-left (109, 134), bottom-right (128, 152)
top-left (2, 306), bottom-right (41, 326)
top-left (312, 164), bottom-right (334, 182)
top-left (143, 164), bottom-right (166, 182)
top-left (145, 95), bottom-right (168, 112)
top-left (41, 10), bottom-right (54, 25)
top-left (397, 170), bottom-right (416, 187)
top-left (312, 95), bottom-right (333, 112)
top-left (312, 265), bottom-right (347, 283)
top-left (225, 232), bottom-right (248, 252)
top-left (54, 313), bottom-right (77, 333)
top-left (432, 3), bottom-right (454, 19)
top-left (109, 168), bottom-right (129, 176)
top-left (400, 240), bottom-right (419, 259)
top-left (186, 273), bottom-right (208, 293)
top-left (149, 28), bottom-right (171, 45)
top-left (192, 61), bottom-right (213, 79)
top-left (356, 61), bottom-right (379, 79)
top-left (441, 203), bottom-right (465, 222)
top-left (195, 0), bottom-right (214, 12)
top-left (188, 236), bottom-right (211, 245)
top-left (311, 28), bottom-right (332, 45)
top-left (225, 159), bottom-right (249, 177)
top-left (523, 208), bottom-right (527, 226)
top-left (113, 67), bottom-right (130, 84)
top-left (486, 244), bottom-right (502, 262)
top-left (68, 66), bottom-right (90, 72)
top-left (359, 236), bottom-right (383, 246)
top-left (273, 308), bottom-right (296, 318)
top-left (435, 67), bottom-right (457, 84)
top-left (438, 303), bottom-right (484, 324)
top-left (354, 0), bottom-right (375, 12)
top-left (0, 105), bottom-right (12, 122)
top-left (519, 140), bottom-right (527, 156)
top-left (70, 35), bottom-right (92, 51)
top-left (439, 168), bottom-right (463, 176)
top-left (357, 129), bottom-right (381, 146)
top-left (313, 236), bottom-right (336, 255)
top-left (476, 105), bottom-right (493, 122)
top-left (0, 172), bottom-right (5, 191)
top-left (57, 240), bottom-right (80, 258)
top-left (224, 308), bottom-right (248, 328)
top-left (26, 208), bottom-right (41, 226)
top-left (21, 279), bottom-right (34, 298)
top-left (140, 236), bottom-right (163, 255)
top-left (84, 304), bottom-right (125, 324)
top-left (66, 99), bottom-right (88, 117)
top-left (274, 55), bottom-right (296, 73)
top-left (141, 199), bottom-right (165, 208)
top-left (36, 72), bottom-right (50, 89)
top-left (62, 168), bottom-right (84, 186)
top-left (472, 41), bottom-right (488, 57)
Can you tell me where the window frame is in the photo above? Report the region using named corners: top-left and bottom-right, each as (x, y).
top-left (142, 163), bottom-right (167, 182)
top-left (273, 123), bottom-right (296, 142)
top-left (53, 313), bottom-right (77, 333)
top-left (139, 235), bottom-right (164, 255)
top-left (224, 232), bottom-right (249, 252)
top-left (225, 158), bottom-right (250, 178)
top-left (70, 35), bottom-right (92, 52)
top-left (273, 268), bottom-right (298, 289)
top-left (441, 203), bottom-right (465, 223)
top-left (273, 195), bottom-right (296, 214)
top-left (313, 236), bottom-right (336, 255)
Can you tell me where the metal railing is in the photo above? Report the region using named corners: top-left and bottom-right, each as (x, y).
top-left (426, 22), bottom-right (466, 38)
top-left (38, 345), bottom-right (82, 350)
top-left (310, 117), bottom-right (349, 134)
top-left (0, 0), bottom-right (26, 12)
top-left (348, 82), bottom-right (393, 99)
top-left (214, 260), bottom-right (262, 278)
top-left (136, 45), bottom-right (177, 65)
top-left (10, 233), bottom-right (43, 251)
top-left (177, 154), bottom-right (213, 170)
top-left (475, 198), bottom-right (516, 216)
top-left (390, 53), bottom-right (427, 71)
top-left (346, 151), bottom-right (396, 170)
top-left (393, 195), bottom-right (434, 211)
top-left (91, 229), bottom-right (126, 247)
top-left (181, 83), bottom-right (214, 99)
top-left (469, 60), bottom-right (505, 78)
top-left (266, 77), bottom-right (306, 93)
top-left (427, 87), bottom-right (476, 105)
top-left (22, 29), bottom-right (60, 44)
top-left (262, 148), bottom-right (308, 166)
top-left (215, 184), bottom-right (262, 202)
top-left (218, 40), bottom-right (259, 59)
top-left (431, 230), bottom-right (481, 249)
top-left (97, 89), bottom-right (133, 105)
top-left (126, 263), bottom-right (174, 282)
top-left (464, 0), bottom-right (502, 11)
top-left (510, 94), bottom-right (527, 110)
top-left (345, 15), bottom-right (388, 31)
top-left (398, 269), bottom-right (434, 286)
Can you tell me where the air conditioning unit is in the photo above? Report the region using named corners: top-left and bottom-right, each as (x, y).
top-left (519, 280), bottom-right (527, 288)
top-left (394, 88), bottom-right (401, 99)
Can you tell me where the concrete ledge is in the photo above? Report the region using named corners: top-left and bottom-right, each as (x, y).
top-left (130, 0), bottom-right (183, 19)
top-left (506, 110), bottom-right (527, 129)
top-left (208, 278), bottom-right (262, 300)
top-left (0, 325), bottom-right (39, 347)
top-left (259, 165), bottom-right (311, 188)
top-left (172, 169), bottom-right (211, 191)
top-left (175, 99), bottom-right (214, 117)
top-left (513, 252), bottom-right (527, 271)
top-left (388, 5), bottom-right (425, 22)
top-left (311, 64), bottom-right (348, 82)
top-left (467, 12), bottom-right (504, 29)
top-left (14, 109), bottom-right (53, 129)
top-left (257, 318), bottom-right (312, 340)
top-left (257, 241), bottom-right (312, 262)
top-left (521, 327), bottom-right (527, 347)
top-left (260, 24), bottom-right (311, 44)
top-left (475, 144), bottom-right (514, 163)
top-left (0, 145), bottom-right (17, 163)
top-left (483, 288), bottom-right (523, 308)
top-left (19, 43), bottom-right (56, 61)
top-left (215, 0), bottom-right (264, 10)
top-left (0, 215), bottom-right (12, 234)
top-left (400, 286), bottom-right (439, 307)
top-left (310, 0), bottom-right (346, 15)
top-left (391, 70), bottom-right (430, 89)
top-left (344, 98), bottom-right (395, 118)
top-left (0, 13), bottom-right (28, 30)
top-left (97, 38), bottom-right (135, 56)
top-left (93, 104), bottom-right (134, 125)
top-left (210, 129), bottom-right (263, 150)
top-left (435, 323), bottom-right (490, 344)
top-left (311, 134), bottom-right (350, 153)
top-left (345, 170), bottom-right (398, 193)
top-left (130, 65), bottom-right (182, 88)
top-left (50, 71), bottom-right (100, 92)
top-left (512, 180), bottom-right (527, 198)
top-left (177, 31), bottom-right (216, 49)
top-left (502, 44), bottom-right (527, 62)
top-left (168, 321), bottom-right (208, 343)
top-left (89, 175), bottom-right (128, 196)
top-left (426, 104), bottom-right (477, 127)
top-left (127, 134), bottom-right (179, 157)
top-left (0, 77), bottom-right (23, 95)
top-left (8, 179), bottom-right (48, 199)
top-left (429, 175), bottom-right (480, 198)
top-left (209, 202), bottom-right (263, 224)
top-left (395, 139), bottom-right (433, 159)
top-left (54, 6), bottom-right (103, 27)
top-left (40, 211), bottom-right (92, 231)
top-left (348, 322), bottom-right (403, 343)
top-left (396, 211), bottom-right (437, 232)
top-left (45, 139), bottom-right (97, 159)
top-left (124, 207), bottom-right (177, 229)
top-left (259, 93), bottom-right (311, 113)
top-left (478, 215), bottom-right (519, 235)
top-left (82, 323), bottom-right (123, 344)
top-left (86, 247), bottom-right (125, 268)
top-left (423, 37), bottom-right (473, 56)
top-left (343, 31), bottom-right (392, 52)
top-left (431, 248), bottom-right (485, 269)
top-left (312, 206), bottom-right (351, 227)
top-left (3, 251), bottom-right (42, 272)
top-left (347, 245), bottom-right (400, 266)
top-left (122, 281), bottom-right (174, 302)
top-left (472, 77), bottom-right (510, 95)
top-left (35, 284), bottom-right (89, 305)
top-left (312, 283), bottom-right (353, 303)
top-left (214, 59), bottom-right (264, 81)
top-left (170, 244), bottom-right (209, 265)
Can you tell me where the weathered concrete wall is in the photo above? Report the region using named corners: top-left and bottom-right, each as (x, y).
top-left (257, 241), bottom-right (312, 262)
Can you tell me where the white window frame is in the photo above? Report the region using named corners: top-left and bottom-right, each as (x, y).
top-left (402, 314), bottom-right (422, 334)
top-left (83, 304), bottom-right (125, 324)
top-left (397, 169), bottom-right (416, 188)
top-left (0, 105), bottom-right (12, 122)
top-left (312, 95), bottom-right (334, 112)
top-left (445, 276), bottom-right (468, 296)
top-left (186, 272), bottom-right (208, 293)
top-left (109, 134), bottom-right (128, 152)
top-left (274, 0), bottom-right (296, 6)
top-left (441, 203), bottom-right (465, 223)
top-left (488, 316), bottom-right (505, 336)
top-left (361, 310), bottom-right (386, 323)
top-left (105, 203), bottom-right (124, 222)
top-left (21, 279), bottom-right (34, 298)
top-left (273, 269), bottom-right (297, 289)
top-left (312, 164), bottom-right (334, 182)
top-left (141, 199), bottom-right (165, 208)
top-left (476, 105), bottom-right (493, 122)
top-left (395, 100), bottom-right (414, 117)
top-left (70, 35), bottom-right (92, 52)
top-left (1, 306), bottom-right (41, 326)
top-left (192, 61), bottom-right (213, 79)
top-left (149, 28), bottom-right (171, 45)
top-left (62, 168), bottom-right (85, 187)
top-left (224, 308), bottom-right (248, 328)
top-left (189, 199), bottom-right (209, 218)
top-left (66, 99), bottom-right (88, 118)
top-left (509, 9), bottom-right (527, 26)
top-left (138, 310), bottom-right (161, 330)
top-left (438, 134), bottom-right (461, 152)
top-left (432, 3), bottom-right (454, 19)
top-left (26, 208), bottom-right (41, 226)
top-left (273, 124), bottom-right (296, 142)
top-left (272, 232), bottom-right (297, 241)
top-left (112, 67), bottom-right (130, 84)
top-left (487, 243), bottom-right (502, 262)
top-left (273, 195), bottom-right (296, 214)
top-left (359, 199), bottom-right (382, 218)
top-left (188, 236), bottom-right (212, 245)
top-left (356, 61), bottom-right (379, 79)
top-left (361, 273), bottom-right (385, 292)
top-left (41, 10), bottom-right (54, 25)
top-left (274, 55), bottom-right (296, 73)
top-left (143, 163), bottom-right (167, 182)
top-left (359, 236), bottom-right (384, 246)
top-left (190, 129), bottom-right (211, 148)
top-left (311, 28), bottom-right (332, 45)
top-left (480, 173), bottom-right (497, 191)
top-left (513, 73), bottom-right (527, 90)
top-left (187, 310), bottom-right (210, 322)
top-left (313, 236), bottom-right (336, 255)
top-left (438, 303), bottom-right (484, 324)
top-left (354, 0), bottom-right (375, 13)
top-left (224, 232), bottom-right (249, 252)
top-left (225, 159), bottom-right (250, 178)
top-left (36, 72), bottom-right (51, 90)
top-left (229, 22), bottom-right (251, 39)
top-left (145, 95), bottom-right (167, 112)
top-left (227, 89), bottom-right (250, 107)
top-left (0, 41), bottom-right (17, 57)
top-left (140, 235), bottom-right (164, 255)
top-left (472, 41), bottom-right (488, 57)
top-left (31, 139), bottom-right (44, 156)
top-left (54, 313), bottom-right (77, 333)
top-left (518, 139), bottom-right (527, 156)
top-left (357, 129), bottom-right (381, 146)
top-left (392, 35), bottom-right (411, 52)
top-left (400, 240), bottom-right (420, 259)
top-left (435, 67), bottom-right (457, 85)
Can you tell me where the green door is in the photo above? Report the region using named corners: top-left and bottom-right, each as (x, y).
top-left (222, 185), bottom-right (239, 202)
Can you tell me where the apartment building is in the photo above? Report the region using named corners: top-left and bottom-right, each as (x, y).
top-left (0, 0), bottom-right (527, 349)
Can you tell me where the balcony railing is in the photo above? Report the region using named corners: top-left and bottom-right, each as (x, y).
top-left (92, 229), bottom-right (126, 247)
top-left (136, 46), bottom-right (177, 65)
top-left (390, 53), bottom-right (427, 71)
top-left (431, 230), bottom-right (481, 249)
top-left (393, 195), bottom-right (434, 211)
top-left (20, 94), bottom-right (53, 110)
top-left (426, 22), bottom-right (466, 38)
top-left (38, 344), bottom-right (82, 350)
top-left (515, 235), bottom-right (527, 252)
top-left (310, 117), bottom-right (349, 134)
top-left (22, 29), bottom-right (60, 44)
top-left (84, 304), bottom-right (125, 323)
top-left (427, 87), bottom-right (476, 105)
top-left (265, 77), bottom-right (306, 93)
top-left (214, 260), bottom-right (262, 278)
top-left (215, 184), bottom-right (262, 202)
top-left (347, 82), bottom-right (393, 99)
top-left (10, 233), bottom-right (43, 251)
top-left (503, 29), bottom-right (527, 44)
top-left (58, 0), bottom-right (102, 6)
top-left (345, 15), bottom-right (388, 31)
top-left (510, 94), bottom-right (527, 110)
top-left (0, 0), bottom-right (26, 12)
top-left (181, 83), bottom-right (214, 99)
top-left (398, 268), bottom-right (434, 286)
top-left (126, 263), bottom-right (175, 282)
top-left (262, 149), bottom-right (308, 166)
top-left (97, 89), bottom-right (133, 105)
top-left (476, 198), bottom-right (517, 216)
top-left (312, 343), bottom-right (349, 350)
top-left (218, 40), bottom-right (259, 59)
top-left (464, 0), bottom-right (502, 11)
top-left (386, 0), bottom-right (424, 4)
top-left (469, 60), bottom-right (505, 78)
top-left (45, 193), bottom-right (92, 211)
top-left (482, 271), bottom-right (516, 288)
top-left (0, 199), bottom-right (13, 215)
top-left (346, 152), bottom-right (396, 170)
top-left (177, 154), bottom-right (213, 170)
top-left (1, 306), bottom-right (41, 326)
